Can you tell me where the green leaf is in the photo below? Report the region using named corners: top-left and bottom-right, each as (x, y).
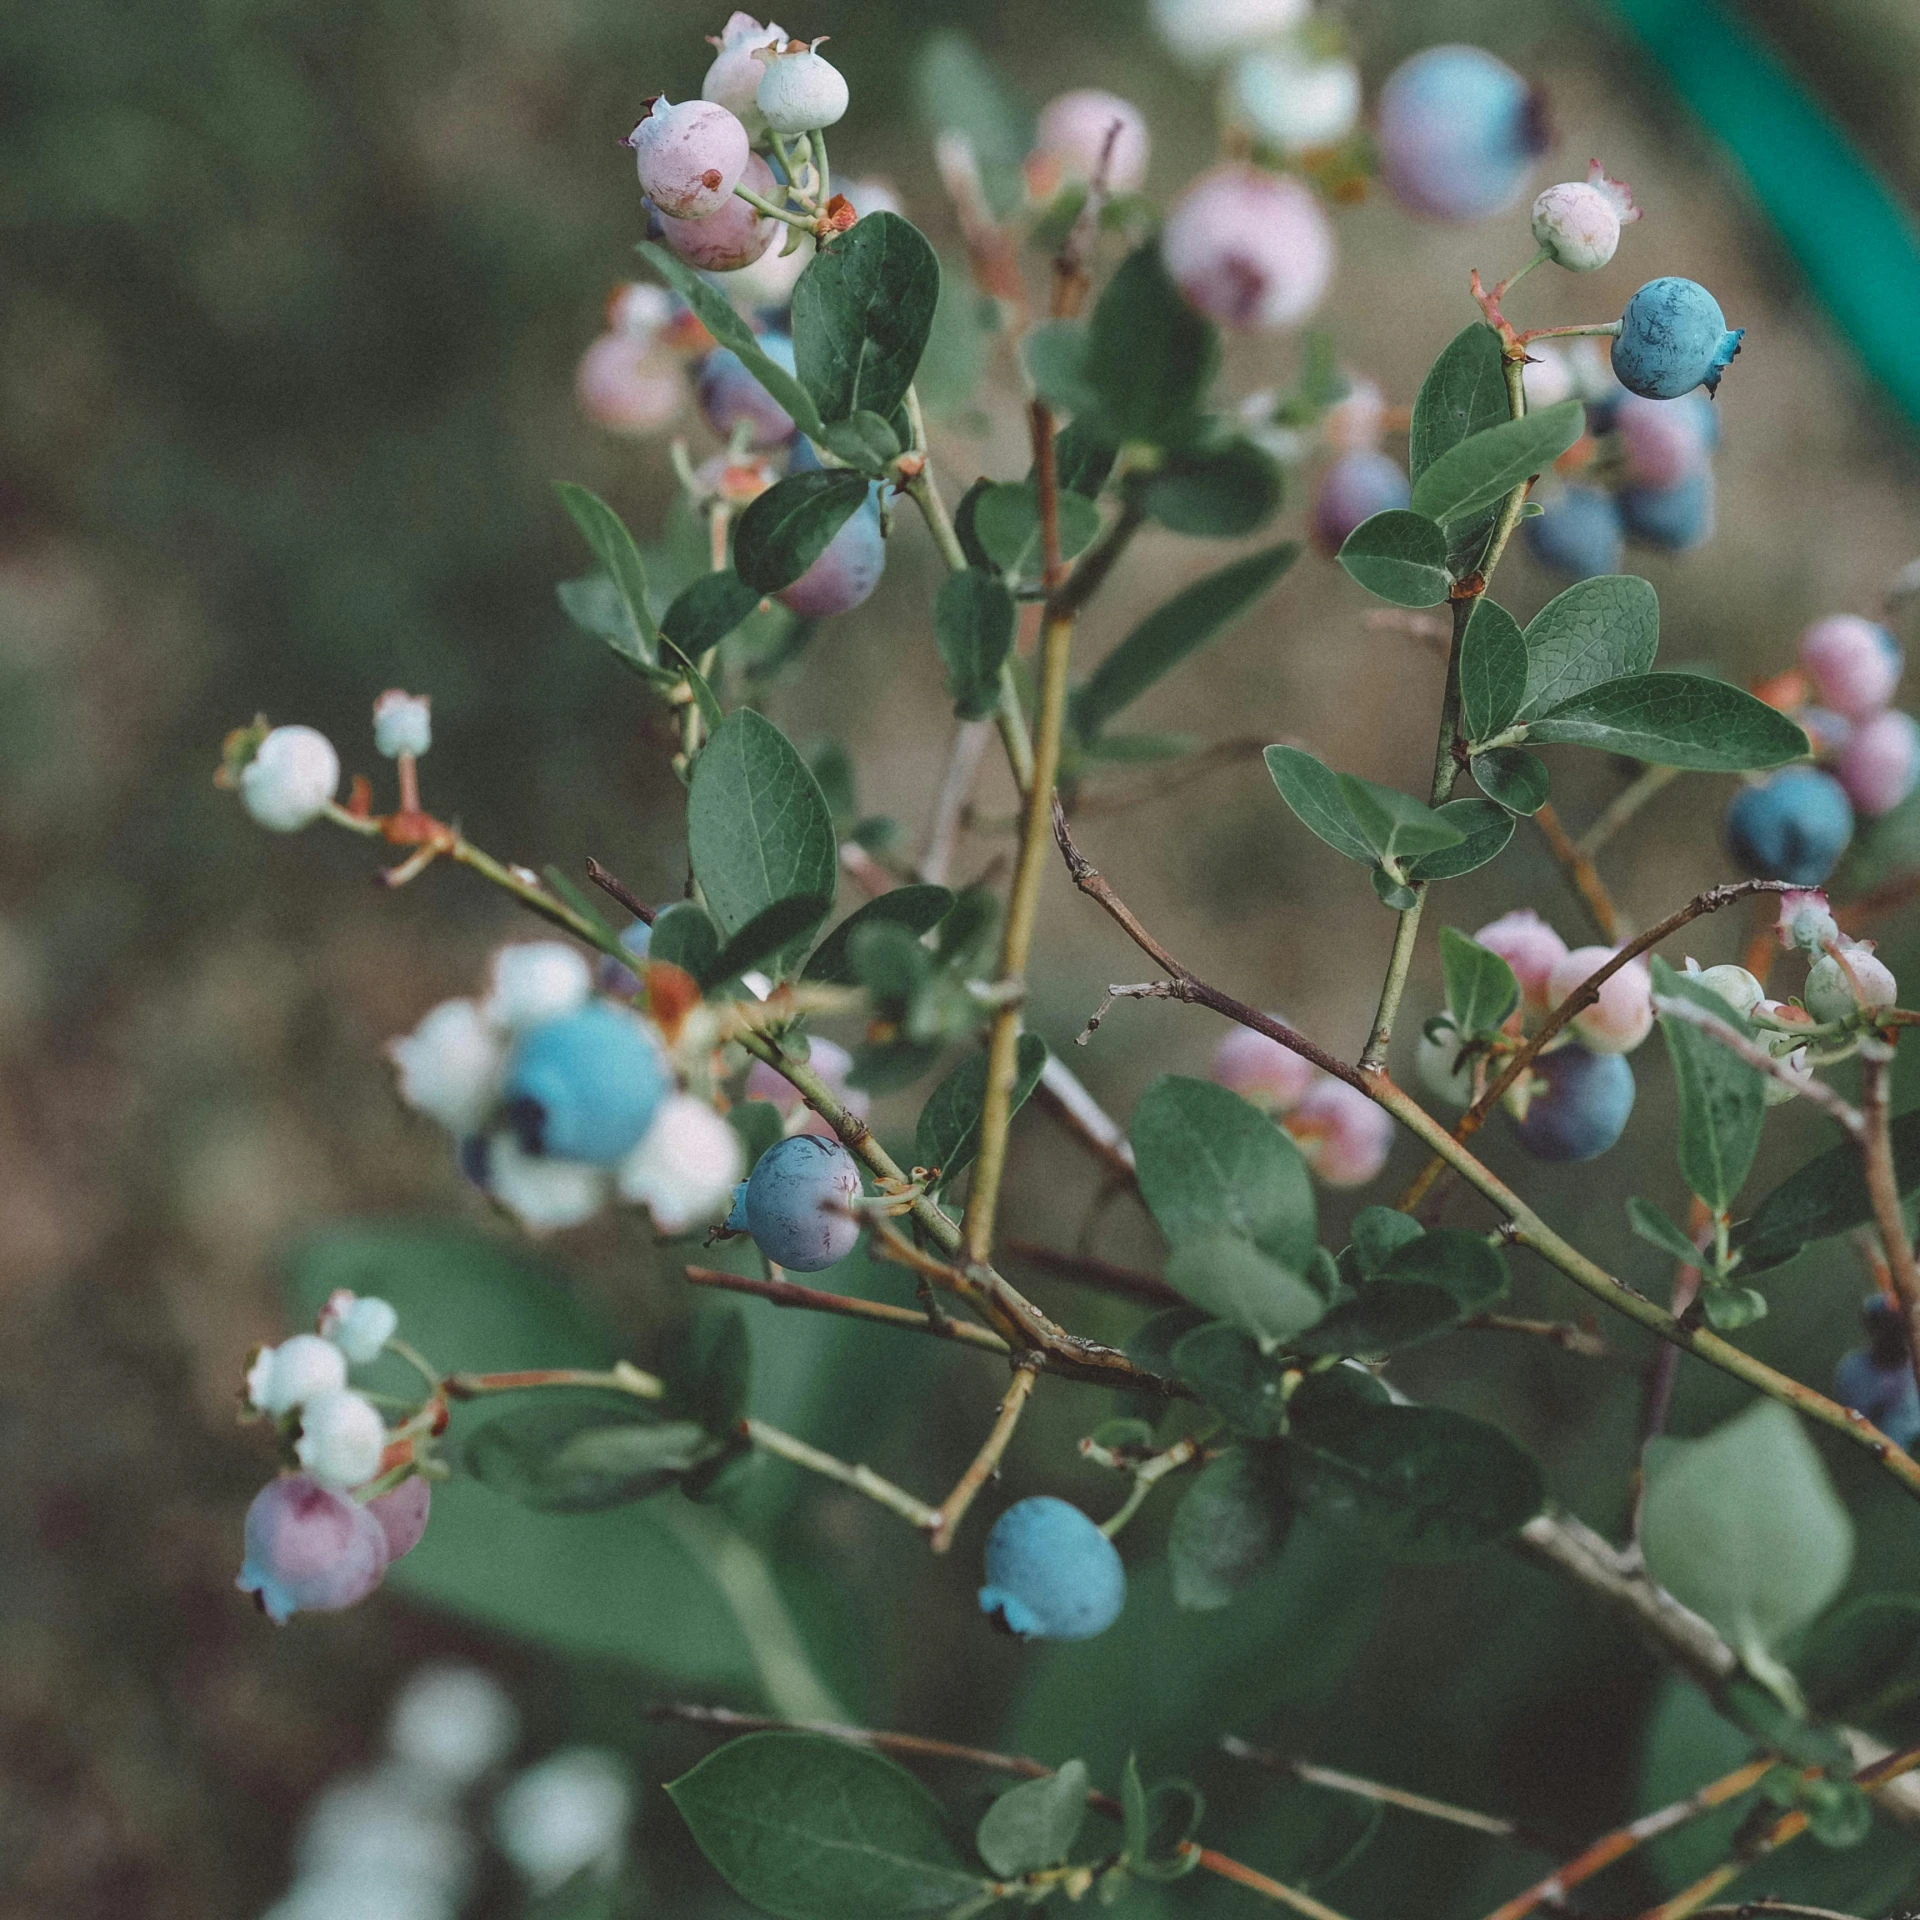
top-left (1404, 798), bottom-right (1514, 881)
top-left (465, 1402), bottom-right (714, 1512)
top-left (1409, 324), bottom-right (1509, 484)
top-left (1071, 540), bottom-right (1299, 739)
top-left (1284, 1399), bottom-right (1544, 1562)
top-left (648, 902), bottom-right (722, 984)
top-left (1627, 1196), bottom-right (1705, 1265)
top-left (557, 572), bottom-right (665, 680)
top-left (1701, 1284), bottom-right (1768, 1330)
top-left (1023, 320), bottom-right (1100, 418)
top-left (791, 213), bottom-right (940, 426)
top-left (974, 1761), bottom-right (1089, 1877)
top-left (933, 569), bottom-right (1016, 720)
top-left (1734, 1109), bottom-right (1920, 1273)
top-left (1079, 242), bottom-right (1218, 447)
top-left (1516, 575), bottom-right (1660, 722)
top-left (1131, 1075), bottom-right (1317, 1269)
top-left (1349, 1206), bottom-right (1425, 1276)
top-left (971, 482), bottom-right (1102, 581)
top-left (734, 472), bottom-right (871, 594)
top-left (662, 571), bottom-right (767, 657)
top-left (1263, 746), bottom-right (1374, 864)
top-left (1054, 417), bottom-right (1117, 498)
top-left (812, 410), bottom-right (902, 470)
top-left (913, 1033), bottom-right (1048, 1185)
top-left (1409, 401), bottom-right (1583, 528)
top-left (1440, 927), bottom-right (1519, 1035)
top-left (1335, 774), bottom-right (1465, 862)
top-left (1297, 1222), bottom-right (1505, 1356)
top-left (687, 710), bottom-right (839, 958)
top-left (804, 886), bottom-right (955, 986)
top-left (556, 484), bottom-right (659, 660)
top-left (1653, 956), bottom-right (1767, 1213)
top-left (1168, 1449), bottom-right (1287, 1609)
top-left (655, 628), bottom-right (725, 742)
top-left (1458, 598), bottom-right (1527, 741)
top-left (911, 32), bottom-right (1031, 218)
top-left (1138, 439), bottom-right (1283, 537)
top-left (1794, 1593), bottom-right (1920, 1721)
top-left (1291, 1282), bottom-right (1463, 1358)
top-left (1526, 673), bottom-right (1812, 771)
top-left (1163, 1231), bottom-right (1327, 1353)
top-left (1118, 1758), bottom-right (1205, 1880)
top-left (1335, 510), bottom-right (1451, 607)
top-left (707, 894), bottom-right (837, 988)
top-left (668, 1733), bottom-right (986, 1918)
top-left (1170, 1317), bottom-right (1299, 1433)
top-left (1471, 745), bottom-right (1550, 815)
top-left (664, 1306), bottom-right (752, 1436)
top-left (1640, 1400), bottom-right (1854, 1656)
top-left (1384, 1228), bottom-right (1508, 1311)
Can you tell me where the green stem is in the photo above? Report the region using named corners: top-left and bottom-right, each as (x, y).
top-left (732, 182), bottom-right (815, 231)
top-left (743, 1417), bottom-right (938, 1531)
top-left (809, 128), bottom-right (829, 208)
top-left (1519, 321), bottom-right (1623, 342)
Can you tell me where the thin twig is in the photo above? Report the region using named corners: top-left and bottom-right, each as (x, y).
top-left (1631, 1198), bottom-right (1706, 1544)
top-left (742, 1418), bottom-right (940, 1532)
top-left (584, 856), bottom-right (654, 923)
top-left (1001, 1238), bottom-right (1182, 1307)
top-left (1860, 1047), bottom-right (1920, 1402)
top-left (1534, 800), bottom-right (1622, 941)
top-left (1458, 1313), bottom-right (1639, 1367)
top-left (930, 1357), bottom-right (1041, 1551)
top-left (1032, 1055), bottom-right (1137, 1179)
top-left (1578, 765), bottom-right (1681, 858)
top-left (1692, 1905), bottom-right (1867, 1920)
top-left (921, 718), bottom-right (994, 888)
top-left (682, 1266), bottom-right (1010, 1356)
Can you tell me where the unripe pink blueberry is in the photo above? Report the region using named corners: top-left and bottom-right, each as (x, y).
top-left (626, 98), bottom-right (750, 221)
top-left (575, 332), bottom-right (686, 436)
top-left (1548, 945), bottom-right (1654, 1054)
top-left (318, 1290), bottom-right (399, 1366)
top-left (1310, 449), bottom-right (1411, 556)
top-left (367, 1474), bottom-right (432, 1561)
top-left (1149, 0), bottom-right (1310, 67)
top-left (744, 1035), bottom-right (869, 1137)
top-left (615, 1092), bottom-right (744, 1233)
top-left (240, 725), bottom-right (339, 832)
top-left (1376, 45), bottom-right (1549, 224)
top-left (1615, 392), bottom-right (1716, 491)
top-left (1799, 615), bottom-right (1903, 720)
top-left (297, 1388), bottom-right (389, 1492)
top-left (654, 152), bottom-right (780, 271)
top-left (1774, 888), bottom-right (1839, 954)
top-left (238, 1474), bottom-right (390, 1624)
top-left (1030, 90), bottom-right (1150, 196)
top-left (1224, 45), bottom-right (1362, 156)
top-left (1837, 709), bottom-right (1920, 817)
top-left (1210, 1021), bottom-right (1317, 1114)
top-left (1530, 163), bottom-right (1639, 272)
top-left (247, 1333), bottom-right (349, 1417)
top-left (1285, 1077), bottom-right (1393, 1187)
top-left (755, 41), bottom-right (849, 136)
top-left (485, 942), bottom-right (593, 1032)
top-left (702, 13), bottom-right (786, 141)
top-left (1805, 940), bottom-right (1898, 1023)
top-left (1161, 165), bottom-right (1334, 332)
top-left (387, 998), bottom-right (506, 1136)
top-left (1473, 909), bottom-right (1567, 1012)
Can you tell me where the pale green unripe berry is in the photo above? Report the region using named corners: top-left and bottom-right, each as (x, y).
top-left (241, 724), bottom-right (339, 832)
top-left (295, 1387), bottom-right (388, 1491)
top-left (1685, 962), bottom-right (1765, 1020)
top-left (1805, 944), bottom-right (1897, 1023)
top-left (756, 41), bottom-right (848, 135)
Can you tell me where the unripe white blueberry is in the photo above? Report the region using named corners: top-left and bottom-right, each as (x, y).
top-left (1799, 614), bottom-right (1903, 720)
top-left (756, 41), bottom-right (849, 136)
top-left (480, 1131), bottom-right (607, 1233)
top-left (1223, 45), bottom-right (1362, 156)
top-left (1030, 90), bottom-right (1150, 196)
top-left (1684, 961), bottom-right (1766, 1020)
top-left (1416, 1028), bottom-right (1475, 1108)
top-left (248, 1332), bottom-right (349, 1417)
top-left (318, 1289), bottom-right (400, 1366)
top-left (702, 13), bottom-right (786, 141)
top-left (295, 1766), bottom-right (474, 1900)
top-left (1531, 165), bottom-right (1638, 273)
top-left (576, 332), bottom-right (687, 435)
top-left (1473, 908), bottom-right (1567, 1012)
top-left (495, 1749), bottom-right (633, 1893)
top-left (627, 97), bottom-right (750, 220)
top-left (372, 689), bottom-right (432, 759)
top-left (296, 1387), bottom-right (389, 1492)
top-left (1521, 342), bottom-right (1576, 408)
top-left (615, 1093), bottom-right (744, 1233)
top-left (388, 1663), bottom-right (521, 1786)
top-left (387, 998), bottom-right (506, 1136)
top-left (484, 942), bottom-right (593, 1032)
top-left (1161, 165), bottom-right (1334, 331)
top-left (1548, 945), bottom-right (1654, 1054)
top-left (1774, 888), bottom-right (1839, 954)
top-left (607, 280), bottom-right (674, 341)
top-left (1210, 1021), bottom-right (1317, 1113)
top-left (1805, 941), bottom-right (1898, 1023)
top-left (1285, 1077), bottom-right (1393, 1187)
top-left (240, 725), bottom-right (340, 832)
top-left (1149, 0), bottom-right (1310, 67)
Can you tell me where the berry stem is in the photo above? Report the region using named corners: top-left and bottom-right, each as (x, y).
top-left (443, 1362), bottom-right (666, 1400)
top-left (742, 1418), bottom-right (939, 1531)
top-left (1492, 246), bottom-right (1552, 302)
top-left (1516, 320), bottom-right (1623, 342)
top-left (1097, 1433), bottom-right (1200, 1538)
top-left (1577, 763), bottom-right (1682, 857)
top-left (1859, 1047), bottom-right (1920, 1406)
top-left (808, 128), bottom-right (830, 210)
top-left (1532, 799), bottom-right (1622, 940)
top-left (731, 181), bottom-right (817, 231)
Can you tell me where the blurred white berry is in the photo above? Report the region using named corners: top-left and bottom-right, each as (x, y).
top-left (295, 1765), bottom-right (474, 1900)
top-left (241, 725), bottom-right (339, 832)
top-left (616, 1093), bottom-right (744, 1233)
top-left (371, 690), bottom-right (431, 760)
top-left (703, 13), bottom-right (786, 141)
top-left (1223, 45), bottom-right (1362, 155)
top-left (1149, 0), bottom-right (1310, 67)
top-left (1531, 162), bottom-right (1640, 273)
top-left (248, 1333), bottom-right (349, 1417)
top-left (756, 40), bottom-right (848, 136)
top-left (387, 998), bottom-right (505, 1136)
top-left (318, 1290), bottom-right (399, 1366)
top-left (387, 1664), bottom-right (520, 1787)
top-left (484, 942), bottom-right (592, 1032)
top-left (1521, 342), bottom-right (1576, 408)
top-left (607, 280), bottom-right (675, 341)
top-left (481, 1132), bottom-right (607, 1233)
top-left (840, 176), bottom-right (903, 218)
top-left (718, 230), bottom-right (813, 307)
top-left (263, 1876), bottom-right (457, 1920)
top-left (495, 1749), bottom-right (633, 1893)
top-left (296, 1389), bottom-right (388, 1492)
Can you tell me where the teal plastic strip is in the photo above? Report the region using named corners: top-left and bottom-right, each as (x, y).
top-left (1604, 0), bottom-right (1920, 429)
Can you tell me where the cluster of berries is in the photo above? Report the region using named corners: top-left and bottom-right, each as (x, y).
top-left (1209, 1024), bottom-right (1394, 1186)
top-left (1731, 614), bottom-right (1915, 886)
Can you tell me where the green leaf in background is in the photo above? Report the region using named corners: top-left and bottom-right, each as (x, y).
top-left (1168, 1449), bottom-right (1287, 1610)
top-left (1071, 540), bottom-right (1298, 739)
top-left (647, 901), bottom-right (722, 984)
top-left (1410, 323), bottom-right (1510, 483)
top-left (1383, 1228), bottom-right (1508, 1311)
top-left (913, 1033), bottom-right (1048, 1185)
top-left (1163, 1231), bottom-right (1327, 1352)
top-left (687, 709), bottom-right (839, 953)
top-left (974, 1761), bottom-right (1089, 1878)
top-left (1171, 1321), bottom-right (1299, 1436)
top-left (1526, 673), bottom-right (1810, 770)
top-left (464, 1401), bottom-right (714, 1512)
top-left (1129, 1777), bottom-right (1206, 1882)
top-left (1023, 320), bottom-right (1100, 418)
top-left (1641, 1400), bottom-right (1854, 1658)
top-left (791, 213), bottom-right (940, 426)
top-left (1335, 509), bottom-right (1451, 607)
top-left (1440, 926), bottom-right (1519, 1035)
top-left (915, 258), bottom-right (986, 417)
top-left (910, 31), bottom-right (1032, 218)
top-left (1053, 417), bottom-right (1117, 498)
top-left (810, 408), bottom-right (901, 471)
top-left (556, 484), bottom-right (660, 661)
top-left (557, 572), bottom-right (665, 681)
top-left (1079, 242), bottom-right (1219, 447)
top-left (663, 1306), bottom-right (752, 1437)
top-left (1793, 1594), bottom-right (1920, 1721)
top-left (1263, 746), bottom-right (1375, 864)
top-left (1734, 1109), bottom-right (1920, 1272)
top-left (932, 569), bottom-right (1016, 720)
top-left (706, 893), bottom-right (837, 988)
top-left (1291, 1281), bottom-right (1463, 1358)
top-left (1349, 1205), bottom-right (1426, 1275)
top-left (971, 481), bottom-right (1103, 580)
top-left (1700, 1284), bottom-right (1768, 1331)
top-left (668, 1732), bottom-right (986, 1918)
top-left (1404, 797), bottom-right (1514, 880)
top-left (1335, 773), bottom-right (1466, 863)
top-left (734, 471), bottom-right (871, 594)
top-left (1516, 574), bottom-right (1660, 721)
top-left (1471, 745), bottom-right (1551, 814)
top-left (803, 886), bottom-right (954, 986)
top-left (1284, 1398), bottom-right (1544, 1561)
top-left (654, 628), bottom-right (725, 741)
top-left (1138, 439), bottom-right (1284, 537)
top-left (639, 241), bottom-right (826, 439)
top-left (1628, 1195), bottom-right (1706, 1265)
top-left (1131, 1075), bottom-right (1318, 1270)
top-left (1652, 955), bottom-right (1767, 1213)
top-left (1409, 401), bottom-right (1583, 528)
top-left (662, 570), bottom-right (768, 657)
top-left (1458, 597), bottom-right (1528, 741)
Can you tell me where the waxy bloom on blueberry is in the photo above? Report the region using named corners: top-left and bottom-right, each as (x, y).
top-left (248, 1333), bottom-right (349, 1417)
top-left (702, 13), bottom-right (785, 141)
top-left (1805, 939), bottom-right (1897, 1024)
top-left (1377, 45), bottom-right (1549, 224)
top-left (367, 1475), bottom-right (432, 1561)
top-left (241, 725), bottom-right (339, 832)
top-left (388, 998), bottom-right (506, 1136)
top-left (1416, 1028), bottom-right (1475, 1109)
top-left (1149, 0), bottom-right (1309, 67)
top-left (597, 919), bottom-right (653, 999)
top-left (1030, 90), bottom-right (1150, 196)
top-left (626, 97), bottom-right (750, 221)
top-left (1311, 449), bottom-right (1411, 556)
top-left (615, 1092), bottom-right (743, 1234)
top-left (1162, 165), bottom-right (1333, 331)
top-left (979, 1496), bottom-right (1125, 1641)
top-left (1725, 768), bottom-right (1854, 886)
top-left (296, 1388), bottom-right (389, 1492)
top-left (371, 690), bottom-right (432, 760)
top-left (485, 941), bottom-right (593, 1032)
top-left (1531, 162), bottom-right (1639, 272)
top-left (1838, 709), bottom-right (1920, 817)
top-left (1225, 45), bottom-right (1363, 157)
top-left (742, 1133), bottom-right (863, 1270)
top-left (1548, 946), bottom-right (1653, 1054)
top-left (1474, 908), bottom-right (1567, 1012)
top-left (238, 1474), bottom-right (390, 1624)
top-left (653, 151), bottom-right (781, 271)
top-left (1683, 961), bottom-right (1766, 1021)
top-left (502, 1001), bottom-right (669, 1165)
top-left (1799, 614), bottom-right (1903, 720)
top-left (576, 332), bottom-right (686, 436)
top-left (1287, 1077), bottom-right (1394, 1187)
top-left (1210, 1021), bottom-right (1317, 1114)
top-left (1509, 1044), bottom-right (1636, 1162)
top-left (744, 1034), bottom-right (868, 1137)
top-left (697, 333), bottom-right (799, 447)
top-left (318, 1290), bottom-right (399, 1366)
top-left (778, 490), bottom-right (886, 617)
top-left (1525, 486), bottom-right (1624, 581)
top-left (1612, 278), bottom-right (1743, 399)
top-left (755, 39), bottom-right (848, 136)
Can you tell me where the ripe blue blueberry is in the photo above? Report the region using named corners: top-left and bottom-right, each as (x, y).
top-left (1611, 278), bottom-right (1744, 399)
top-left (1619, 470), bottom-right (1714, 552)
top-left (596, 919), bottom-right (653, 998)
top-left (778, 489), bottom-right (886, 617)
top-left (742, 1133), bottom-right (864, 1270)
top-left (978, 1496), bottom-right (1126, 1641)
top-left (1508, 1043), bottom-right (1636, 1162)
top-left (1724, 768), bottom-right (1854, 887)
top-left (1311, 450), bottom-right (1411, 557)
top-left (237, 1473), bottom-right (390, 1624)
top-left (696, 332), bottom-right (798, 448)
top-left (1833, 1298), bottom-right (1920, 1449)
top-left (1524, 486), bottom-right (1624, 580)
top-left (1376, 46), bottom-right (1549, 224)
top-left (501, 1001), bottom-right (669, 1166)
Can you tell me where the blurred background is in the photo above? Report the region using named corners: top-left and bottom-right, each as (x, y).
top-left (6, 0), bottom-right (1920, 1914)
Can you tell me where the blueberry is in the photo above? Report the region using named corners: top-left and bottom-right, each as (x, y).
top-left (696, 332), bottom-right (799, 448)
top-left (724, 1179), bottom-right (750, 1232)
top-left (1838, 709), bottom-right (1920, 817)
top-left (1724, 768), bottom-right (1854, 886)
top-left (237, 1474), bottom-right (390, 1624)
top-left (742, 1133), bottom-right (864, 1270)
top-left (1310, 450), bottom-right (1411, 557)
top-left (1611, 278), bottom-right (1743, 399)
top-left (1508, 1043), bottom-right (1636, 1162)
top-left (1376, 46), bottom-right (1549, 224)
top-left (653, 152), bottom-right (780, 272)
top-left (597, 920), bottom-right (653, 998)
top-left (367, 1475), bottom-right (432, 1562)
top-left (1834, 1318), bottom-right (1920, 1449)
top-left (501, 1002), bottom-right (669, 1166)
top-left (626, 98), bottom-right (751, 222)
top-left (1615, 391), bottom-right (1717, 490)
top-left (1620, 469), bottom-right (1715, 553)
top-left (1800, 614), bottom-right (1903, 720)
top-left (978, 1496), bottom-right (1126, 1641)
top-left (778, 488), bottom-right (886, 618)
top-left (1161, 165), bottom-right (1334, 331)
top-left (1524, 486), bottom-right (1624, 580)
